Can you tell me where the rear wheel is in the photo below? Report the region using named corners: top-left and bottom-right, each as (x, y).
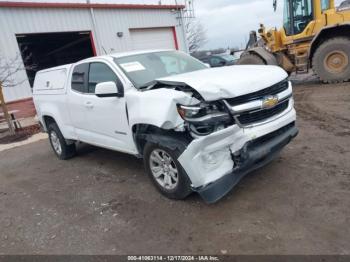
top-left (48, 123), bottom-right (76, 160)
top-left (312, 37), bottom-right (350, 83)
top-left (237, 53), bottom-right (265, 65)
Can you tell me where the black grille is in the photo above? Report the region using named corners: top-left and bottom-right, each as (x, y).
top-left (237, 100), bottom-right (289, 125)
top-left (226, 79), bottom-right (289, 106)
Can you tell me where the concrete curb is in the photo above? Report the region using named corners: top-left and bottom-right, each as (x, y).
top-left (0, 132), bottom-right (48, 152)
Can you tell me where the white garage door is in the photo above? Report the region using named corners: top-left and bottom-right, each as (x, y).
top-left (129, 27), bottom-right (176, 51)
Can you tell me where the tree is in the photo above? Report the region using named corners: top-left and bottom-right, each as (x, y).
top-left (185, 19), bottom-right (208, 53)
top-left (0, 52), bottom-right (35, 134)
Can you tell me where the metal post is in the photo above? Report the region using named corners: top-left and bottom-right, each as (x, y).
top-left (0, 82), bottom-right (15, 135)
top-left (87, 0), bottom-right (102, 55)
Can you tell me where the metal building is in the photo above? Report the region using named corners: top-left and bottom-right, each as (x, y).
top-left (0, 1), bottom-right (187, 103)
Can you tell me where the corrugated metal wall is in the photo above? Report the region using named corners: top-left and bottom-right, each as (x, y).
top-left (0, 6), bottom-right (186, 102)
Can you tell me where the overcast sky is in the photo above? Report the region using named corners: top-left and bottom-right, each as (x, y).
top-left (195, 0), bottom-right (284, 49)
top-left (195, 0), bottom-right (344, 49)
top-left (1, 0), bottom-right (345, 49)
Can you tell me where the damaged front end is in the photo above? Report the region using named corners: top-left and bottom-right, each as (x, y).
top-left (192, 122), bottom-right (298, 203)
top-left (176, 101), bottom-right (234, 137)
top-left (131, 77), bottom-right (297, 203)
top-left (174, 80), bottom-right (298, 203)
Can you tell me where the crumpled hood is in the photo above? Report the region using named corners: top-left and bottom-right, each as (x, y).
top-left (157, 65), bottom-right (288, 101)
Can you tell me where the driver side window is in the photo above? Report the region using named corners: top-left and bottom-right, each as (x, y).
top-left (292, 0), bottom-right (313, 34)
top-left (321, 0), bottom-right (330, 11)
top-left (88, 62), bottom-right (121, 94)
top-left (284, 0), bottom-right (313, 35)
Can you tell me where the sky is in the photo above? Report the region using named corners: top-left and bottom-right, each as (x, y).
top-left (195, 0), bottom-right (284, 49)
top-left (0, 0), bottom-right (345, 49)
top-left (194, 0), bottom-right (344, 49)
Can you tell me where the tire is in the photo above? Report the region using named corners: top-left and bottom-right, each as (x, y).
top-left (143, 141), bottom-right (192, 200)
top-left (237, 53), bottom-right (265, 65)
top-left (48, 123), bottom-right (76, 160)
top-left (312, 37), bottom-right (350, 83)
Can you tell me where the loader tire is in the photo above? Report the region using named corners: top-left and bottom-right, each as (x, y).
top-left (237, 53), bottom-right (265, 65)
top-left (312, 37), bottom-right (350, 83)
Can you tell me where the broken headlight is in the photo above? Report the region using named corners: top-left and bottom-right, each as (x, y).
top-left (177, 102), bottom-right (233, 136)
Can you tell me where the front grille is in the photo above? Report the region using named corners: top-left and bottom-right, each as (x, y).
top-left (226, 79), bottom-right (288, 106)
top-left (248, 122), bottom-right (295, 149)
top-left (237, 100), bottom-right (289, 125)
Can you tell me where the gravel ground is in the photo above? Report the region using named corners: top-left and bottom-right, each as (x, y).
top-left (0, 82), bottom-right (349, 255)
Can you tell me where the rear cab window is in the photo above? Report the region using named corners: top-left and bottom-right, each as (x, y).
top-left (71, 63), bottom-right (89, 93)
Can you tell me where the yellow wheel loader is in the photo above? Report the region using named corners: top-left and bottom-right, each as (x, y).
top-left (237, 0), bottom-right (350, 83)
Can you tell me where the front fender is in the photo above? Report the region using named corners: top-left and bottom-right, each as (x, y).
top-left (126, 88), bottom-right (198, 130)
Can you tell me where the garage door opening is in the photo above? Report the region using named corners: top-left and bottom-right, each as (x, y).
top-left (129, 27), bottom-right (178, 51)
top-left (16, 31), bottom-right (96, 87)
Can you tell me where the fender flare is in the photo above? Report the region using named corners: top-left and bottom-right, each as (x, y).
top-left (139, 134), bottom-right (188, 152)
top-left (309, 23), bottom-right (350, 61)
top-left (134, 129), bottom-right (190, 157)
top-left (40, 113), bottom-right (58, 131)
top-left (244, 47), bottom-right (278, 65)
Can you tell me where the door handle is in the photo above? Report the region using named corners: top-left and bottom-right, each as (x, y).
top-left (85, 101), bottom-right (94, 109)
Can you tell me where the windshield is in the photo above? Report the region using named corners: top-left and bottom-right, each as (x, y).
top-left (114, 51), bottom-right (207, 89)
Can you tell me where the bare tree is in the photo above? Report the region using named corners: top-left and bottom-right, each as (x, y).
top-left (0, 52), bottom-right (35, 134)
top-left (185, 19), bottom-right (208, 53)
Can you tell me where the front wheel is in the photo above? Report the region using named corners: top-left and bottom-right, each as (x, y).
top-left (143, 142), bottom-right (192, 200)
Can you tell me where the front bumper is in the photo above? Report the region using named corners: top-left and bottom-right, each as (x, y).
top-left (196, 123), bottom-right (298, 203)
top-left (177, 104), bottom-right (297, 203)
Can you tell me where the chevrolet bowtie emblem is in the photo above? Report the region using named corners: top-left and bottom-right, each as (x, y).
top-left (262, 96), bottom-right (279, 109)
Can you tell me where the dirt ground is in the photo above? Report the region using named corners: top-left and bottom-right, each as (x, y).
top-left (0, 82), bottom-right (349, 255)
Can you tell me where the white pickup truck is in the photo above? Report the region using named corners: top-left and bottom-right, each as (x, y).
top-left (33, 50), bottom-right (298, 203)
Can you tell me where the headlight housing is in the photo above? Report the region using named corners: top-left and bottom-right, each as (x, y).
top-left (177, 102), bottom-right (233, 136)
top-left (177, 104), bottom-right (202, 119)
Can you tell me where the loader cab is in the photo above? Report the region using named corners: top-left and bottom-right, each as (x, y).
top-left (283, 0), bottom-right (314, 35)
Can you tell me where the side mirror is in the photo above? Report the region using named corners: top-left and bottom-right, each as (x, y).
top-left (95, 81), bottom-right (121, 98)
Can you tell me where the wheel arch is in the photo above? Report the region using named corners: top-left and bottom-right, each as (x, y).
top-left (132, 123), bottom-right (191, 157)
top-left (42, 115), bottom-right (57, 131)
top-left (309, 23), bottom-right (350, 66)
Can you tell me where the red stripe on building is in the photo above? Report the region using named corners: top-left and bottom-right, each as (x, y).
top-left (172, 27), bottom-right (179, 50)
top-left (89, 31), bottom-right (97, 56)
top-left (0, 1), bottom-right (185, 10)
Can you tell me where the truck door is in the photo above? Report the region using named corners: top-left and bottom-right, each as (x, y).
top-left (82, 61), bottom-right (135, 153)
top-left (68, 63), bottom-right (92, 141)
top-left (68, 61), bottom-right (135, 153)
